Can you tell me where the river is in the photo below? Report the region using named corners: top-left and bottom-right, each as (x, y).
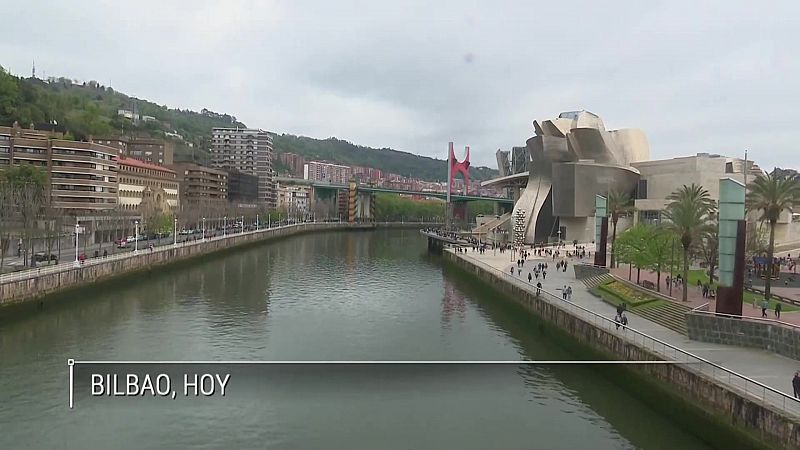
top-left (0, 229), bottom-right (715, 449)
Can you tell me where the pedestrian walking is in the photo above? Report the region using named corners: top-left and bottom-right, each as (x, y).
top-left (536, 282), bottom-right (542, 296)
top-left (762, 298), bottom-right (769, 318)
top-left (566, 286), bottom-right (572, 300)
top-left (562, 285), bottom-right (567, 300)
top-left (543, 270), bottom-right (547, 280)
top-left (614, 314), bottom-right (621, 330)
top-left (528, 272), bottom-right (532, 283)
top-left (775, 302), bottom-right (782, 319)
top-left (793, 372), bottom-right (800, 399)
top-left (621, 313), bottom-right (628, 330)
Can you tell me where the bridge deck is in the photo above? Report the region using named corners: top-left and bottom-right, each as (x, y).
top-left (420, 230), bottom-right (472, 245)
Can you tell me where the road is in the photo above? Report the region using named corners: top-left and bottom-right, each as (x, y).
top-left (0, 226), bottom-right (266, 271)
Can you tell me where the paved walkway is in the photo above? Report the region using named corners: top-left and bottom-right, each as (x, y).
top-left (451, 247), bottom-right (800, 417)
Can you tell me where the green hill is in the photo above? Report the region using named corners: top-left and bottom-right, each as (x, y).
top-left (273, 134), bottom-right (497, 181)
top-left (0, 66), bottom-right (498, 181)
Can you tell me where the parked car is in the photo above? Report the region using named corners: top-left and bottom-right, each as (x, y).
top-left (117, 239), bottom-right (130, 249)
top-left (34, 252), bottom-right (58, 263)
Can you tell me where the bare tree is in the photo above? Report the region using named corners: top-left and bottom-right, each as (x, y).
top-left (0, 180), bottom-right (13, 271)
top-left (15, 181), bottom-right (47, 267)
top-left (41, 196), bottom-right (64, 265)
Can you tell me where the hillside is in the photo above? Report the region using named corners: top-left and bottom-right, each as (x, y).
top-left (273, 134), bottom-right (497, 181)
top-left (0, 66), bottom-right (498, 181)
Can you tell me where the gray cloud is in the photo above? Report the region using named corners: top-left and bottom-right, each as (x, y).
top-left (2, 0), bottom-right (798, 170)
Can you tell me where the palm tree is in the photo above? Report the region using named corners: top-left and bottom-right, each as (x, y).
top-left (663, 184), bottom-right (714, 301)
top-left (607, 190), bottom-right (633, 268)
top-left (746, 174), bottom-right (800, 299)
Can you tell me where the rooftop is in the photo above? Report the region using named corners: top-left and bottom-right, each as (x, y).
top-left (115, 156), bottom-right (175, 174)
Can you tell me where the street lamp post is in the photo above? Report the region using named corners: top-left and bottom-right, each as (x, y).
top-left (173, 217), bottom-right (178, 246)
top-left (134, 220), bottom-right (139, 254)
top-left (202, 217), bottom-right (206, 241)
top-left (74, 221), bottom-right (80, 263)
top-left (241, 215), bottom-right (244, 233)
top-left (669, 235), bottom-right (675, 296)
top-left (256, 214), bottom-right (259, 230)
top-left (224, 216), bottom-right (227, 237)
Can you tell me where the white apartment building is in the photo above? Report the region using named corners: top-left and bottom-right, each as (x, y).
top-left (277, 183), bottom-right (310, 213)
top-left (210, 127), bottom-right (275, 207)
top-left (303, 161), bottom-right (352, 185)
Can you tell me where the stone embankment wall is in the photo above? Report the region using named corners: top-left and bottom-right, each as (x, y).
top-left (0, 223), bottom-right (391, 306)
top-left (445, 251), bottom-right (799, 450)
top-left (687, 312), bottom-right (800, 361)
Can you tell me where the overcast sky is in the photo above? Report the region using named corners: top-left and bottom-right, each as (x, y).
top-left (2, 0), bottom-right (798, 170)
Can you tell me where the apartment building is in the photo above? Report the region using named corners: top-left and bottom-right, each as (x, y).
top-left (210, 127), bottom-right (274, 207)
top-left (303, 161), bottom-right (352, 185)
top-left (128, 137), bottom-right (173, 166)
top-left (352, 165), bottom-right (383, 183)
top-left (0, 125), bottom-right (118, 214)
top-left (95, 137), bottom-right (173, 166)
top-left (116, 157), bottom-right (179, 212)
top-left (228, 170), bottom-right (259, 203)
top-left (278, 152), bottom-right (306, 177)
top-left (170, 163), bottom-right (228, 204)
top-left (276, 183), bottom-right (310, 213)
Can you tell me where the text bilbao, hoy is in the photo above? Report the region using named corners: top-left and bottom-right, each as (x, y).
top-left (91, 373), bottom-right (231, 399)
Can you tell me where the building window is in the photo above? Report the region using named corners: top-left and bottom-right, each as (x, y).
top-left (636, 180), bottom-right (648, 199)
top-left (639, 210), bottom-right (661, 225)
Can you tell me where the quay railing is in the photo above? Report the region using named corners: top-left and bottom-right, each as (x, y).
top-left (458, 251), bottom-right (800, 418)
top-left (0, 222), bottom-right (327, 285)
top-left (0, 221), bottom-right (443, 285)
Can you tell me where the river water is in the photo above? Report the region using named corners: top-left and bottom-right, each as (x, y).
top-left (0, 229), bottom-right (714, 449)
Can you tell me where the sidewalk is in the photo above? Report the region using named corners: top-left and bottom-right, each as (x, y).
top-left (453, 247), bottom-right (800, 411)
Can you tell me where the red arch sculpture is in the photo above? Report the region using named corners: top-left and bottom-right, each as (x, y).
top-left (448, 142), bottom-right (470, 195)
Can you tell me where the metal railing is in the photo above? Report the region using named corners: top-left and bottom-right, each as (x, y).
top-left (458, 251), bottom-right (800, 418)
top-left (0, 222), bottom-right (341, 285)
top-left (0, 221), bottom-right (440, 285)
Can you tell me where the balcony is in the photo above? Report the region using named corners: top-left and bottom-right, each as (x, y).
top-left (52, 189), bottom-right (117, 199)
top-left (51, 177), bottom-right (117, 189)
top-left (51, 152), bottom-right (117, 167)
top-left (53, 200), bottom-right (117, 211)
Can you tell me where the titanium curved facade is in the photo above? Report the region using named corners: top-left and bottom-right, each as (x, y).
top-left (511, 110), bottom-right (650, 243)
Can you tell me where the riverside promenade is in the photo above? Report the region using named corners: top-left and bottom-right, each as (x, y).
top-left (446, 247), bottom-right (800, 421)
top-left (0, 221), bottom-right (440, 306)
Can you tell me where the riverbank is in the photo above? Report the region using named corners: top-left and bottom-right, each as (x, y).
top-left (0, 222), bottom-right (439, 307)
top-left (443, 249), bottom-right (800, 450)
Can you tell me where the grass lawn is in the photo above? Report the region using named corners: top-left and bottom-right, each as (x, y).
top-left (686, 269), bottom-right (798, 312)
top-left (598, 281), bottom-right (660, 307)
top-left (591, 286), bottom-right (665, 310)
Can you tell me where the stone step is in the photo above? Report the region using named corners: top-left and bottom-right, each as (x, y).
top-left (631, 305), bottom-right (689, 335)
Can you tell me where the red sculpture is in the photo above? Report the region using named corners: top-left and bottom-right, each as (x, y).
top-left (448, 142), bottom-right (470, 195)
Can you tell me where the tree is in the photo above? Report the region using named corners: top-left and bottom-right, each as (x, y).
top-left (0, 66), bottom-right (21, 125)
top-left (696, 214), bottom-right (719, 283)
top-left (147, 212), bottom-right (174, 235)
top-left (645, 226), bottom-right (676, 292)
top-left (3, 165), bottom-right (48, 266)
top-left (746, 173), bottom-right (800, 299)
top-left (607, 189), bottom-right (633, 268)
top-left (663, 184), bottom-right (715, 301)
top-left (0, 178), bottom-right (14, 271)
top-left (614, 224), bottom-right (651, 284)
